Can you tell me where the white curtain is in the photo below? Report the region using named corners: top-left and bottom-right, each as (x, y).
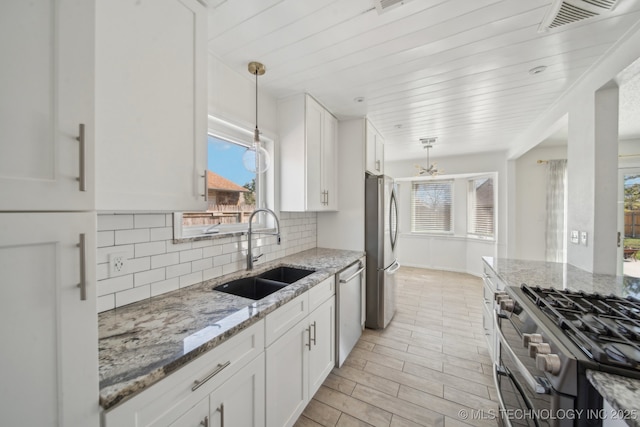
top-left (546, 159), bottom-right (568, 262)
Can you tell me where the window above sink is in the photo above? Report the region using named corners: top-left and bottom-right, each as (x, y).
top-left (174, 115), bottom-right (276, 241)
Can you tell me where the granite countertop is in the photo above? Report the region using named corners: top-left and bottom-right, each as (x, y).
top-left (482, 256), bottom-right (640, 299)
top-left (587, 370), bottom-right (640, 427)
top-left (99, 247), bottom-right (364, 411)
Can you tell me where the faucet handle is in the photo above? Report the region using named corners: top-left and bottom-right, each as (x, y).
top-left (252, 253), bottom-right (264, 262)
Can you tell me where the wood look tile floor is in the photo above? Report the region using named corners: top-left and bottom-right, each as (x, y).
top-left (294, 267), bottom-right (500, 427)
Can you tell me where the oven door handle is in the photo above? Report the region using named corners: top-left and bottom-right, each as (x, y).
top-left (492, 364), bottom-right (513, 427)
top-left (494, 311), bottom-right (549, 395)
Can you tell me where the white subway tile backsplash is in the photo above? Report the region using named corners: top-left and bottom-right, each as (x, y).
top-left (135, 241), bottom-right (166, 258)
top-left (116, 285), bottom-right (150, 308)
top-left (98, 274), bottom-right (134, 296)
top-left (151, 278), bottom-right (180, 297)
top-left (134, 268), bottom-right (166, 287)
top-left (97, 231), bottom-right (115, 248)
top-left (150, 227), bottom-right (173, 242)
top-left (151, 252), bottom-right (180, 269)
top-left (96, 212), bottom-right (317, 312)
top-left (166, 262), bottom-right (192, 279)
top-left (97, 295), bottom-right (115, 312)
top-left (134, 214), bottom-right (166, 229)
top-left (180, 248), bottom-right (203, 263)
top-left (179, 271), bottom-right (202, 288)
top-left (115, 229), bottom-right (150, 245)
top-left (192, 257), bottom-right (213, 272)
top-left (98, 214), bottom-right (134, 231)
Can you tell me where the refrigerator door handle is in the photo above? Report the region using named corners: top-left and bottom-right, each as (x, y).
top-left (386, 260), bottom-right (401, 274)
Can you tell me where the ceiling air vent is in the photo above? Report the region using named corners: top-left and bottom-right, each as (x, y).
top-left (371, 0), bottom-right (411, 14)
top-left (539, 0), bottom-right (622, 31)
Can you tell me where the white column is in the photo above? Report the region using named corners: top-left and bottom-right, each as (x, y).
top-left (566, 82), bottom-right (619, 274)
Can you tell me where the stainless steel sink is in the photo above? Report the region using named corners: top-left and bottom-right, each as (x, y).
top-left (213, 267), bottom-right (315, 300)
top-left (257, 266), bottom-right (315, 284)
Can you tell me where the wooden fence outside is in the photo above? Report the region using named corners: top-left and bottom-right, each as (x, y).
top-left (625, 210), bottom-right (640, 237)
top-left (183, 204), bottom-right (256, 226)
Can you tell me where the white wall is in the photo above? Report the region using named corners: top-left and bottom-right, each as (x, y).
top-left (513, 145), bottom-right (567, 261)
top-left (386, 151), bottom-right (506, 276)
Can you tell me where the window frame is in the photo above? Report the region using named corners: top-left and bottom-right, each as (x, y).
top-left (173, 115), bottom-right (275, 241)
top-left (467, 175), bottom-right (495, 240)
top-left (410, 179), bottom-right (454, 235)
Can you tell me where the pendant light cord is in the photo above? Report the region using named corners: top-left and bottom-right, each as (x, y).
top-left (254, 70), bottom-right (259, 143)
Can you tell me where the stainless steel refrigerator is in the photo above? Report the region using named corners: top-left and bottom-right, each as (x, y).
top-left (365, 174), bottom-right (400, 329)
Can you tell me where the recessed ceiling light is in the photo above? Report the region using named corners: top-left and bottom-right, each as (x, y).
top-left (354, 97), bottom-right (365, 103)
top-left (529, 65), bottom-right (547, 75)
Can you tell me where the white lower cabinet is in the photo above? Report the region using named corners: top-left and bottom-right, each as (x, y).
top-left (0, 212), bottom-right (99, 427)
top-left (209, 353), bottom-right (265, 427)
top-left (102, 320), bottom-right (265, 427)
top-left (102, 277), bottom-right (337, 427)
top-left (265, 277), bottom-right (336, 427)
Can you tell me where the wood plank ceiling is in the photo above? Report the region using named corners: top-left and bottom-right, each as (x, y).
top-left (206, 0), bottom-right (640, 161)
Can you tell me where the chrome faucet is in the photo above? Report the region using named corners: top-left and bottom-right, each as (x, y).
top-left (247, 208), bottom-right (281, 270)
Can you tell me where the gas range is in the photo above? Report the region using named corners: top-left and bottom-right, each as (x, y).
top-left (520, 285), bottom-right (640, 377)
top-left (493, 285), bottom-right (640, 426)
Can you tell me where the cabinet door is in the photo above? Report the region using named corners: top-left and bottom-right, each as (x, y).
top-left (308, 297), bottom-right (336, 397)
top-left (322, 112), bottom-right (338, 211)
top-left (0, 0), bottom-right (95, 211)
top-left (168, 398), bottom-right (209, 427)
top-left (266, 321), bottom-right (309, 427)
top-left (305, 96), bottom-right (324, 211)
top-left (96, 0), bottom-right (207, 211)
top-left (365, 122), bottom-right (384, 176)
top-left (209, 354), bottom-right (265, 427)
top-left (0, 213), bottom-right (98, 426)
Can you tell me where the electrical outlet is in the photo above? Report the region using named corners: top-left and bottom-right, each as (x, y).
top-left (580, 231), bottom-right (588, 246)
top-left (109, 252), bottom-right (128, 276)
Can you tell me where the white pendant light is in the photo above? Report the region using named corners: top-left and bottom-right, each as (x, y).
top-left (242, 61), bottom-right (271, 174)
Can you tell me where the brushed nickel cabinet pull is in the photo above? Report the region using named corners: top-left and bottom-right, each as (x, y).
top-left (77, 233), bottom-right (87, 301)
top-left (200, 416), bottom-right (209, 427)
top-left (215, 404), bottom-right (224, 427)
top-left (191, 361), bottom-right (230, 391)
top-left (306, 327), bottom-right (312, 350)
top-left (76, 124), bottom-right (86, 192)
top-left (201, 170), bottom-right (209, 201)
top-left (311, 321), bottom-right (317, 346)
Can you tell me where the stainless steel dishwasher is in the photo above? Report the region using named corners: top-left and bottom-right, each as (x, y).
top-left (336, 257), bottom-right (366, 367)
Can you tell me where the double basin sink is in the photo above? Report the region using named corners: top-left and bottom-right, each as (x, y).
top-left (213, 266), bottom-right (315, 300)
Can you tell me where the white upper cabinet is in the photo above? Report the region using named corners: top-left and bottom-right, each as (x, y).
top-left (0, 0), bottom-right (95, 211)
top-left (279, 94), bottom-right (338, 212)
top-left (365, 120), bottom-right (385, 176)
top-left (95, 0), bottom-right (207, 211)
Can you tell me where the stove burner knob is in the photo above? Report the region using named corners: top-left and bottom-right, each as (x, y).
top-left (528, 342), bottom-right (551, 358)
top-left (536, 354), bottom-right (561, 375)
top-left (499, 299), bottom-right (514, 312)
top-left (494, 292), bottom-right (508, 302)
top-left (522, 333), bottom-right (543, 348)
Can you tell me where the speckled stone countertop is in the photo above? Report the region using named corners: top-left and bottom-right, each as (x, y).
top-left (587, 370), bottom-right (640, 427)
top-left (482, 256), bottom-right (640, 298)
top-left (99, 247), bottom-right (364, 411)
top-left (483, 256), bottom-right (640, 422)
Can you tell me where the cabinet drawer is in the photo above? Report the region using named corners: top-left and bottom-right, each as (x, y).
top-left (265, 293), bottom-right (308, 347)
top-left (103, 319), bottom-right (265, 427)
top-left (308, 276), bottom-right (335, 313)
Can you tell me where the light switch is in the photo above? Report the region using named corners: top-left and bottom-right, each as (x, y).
top-left (580, 231), bottom-right (588, 246)
top-left (570, 230), bottom-right (579, 244)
